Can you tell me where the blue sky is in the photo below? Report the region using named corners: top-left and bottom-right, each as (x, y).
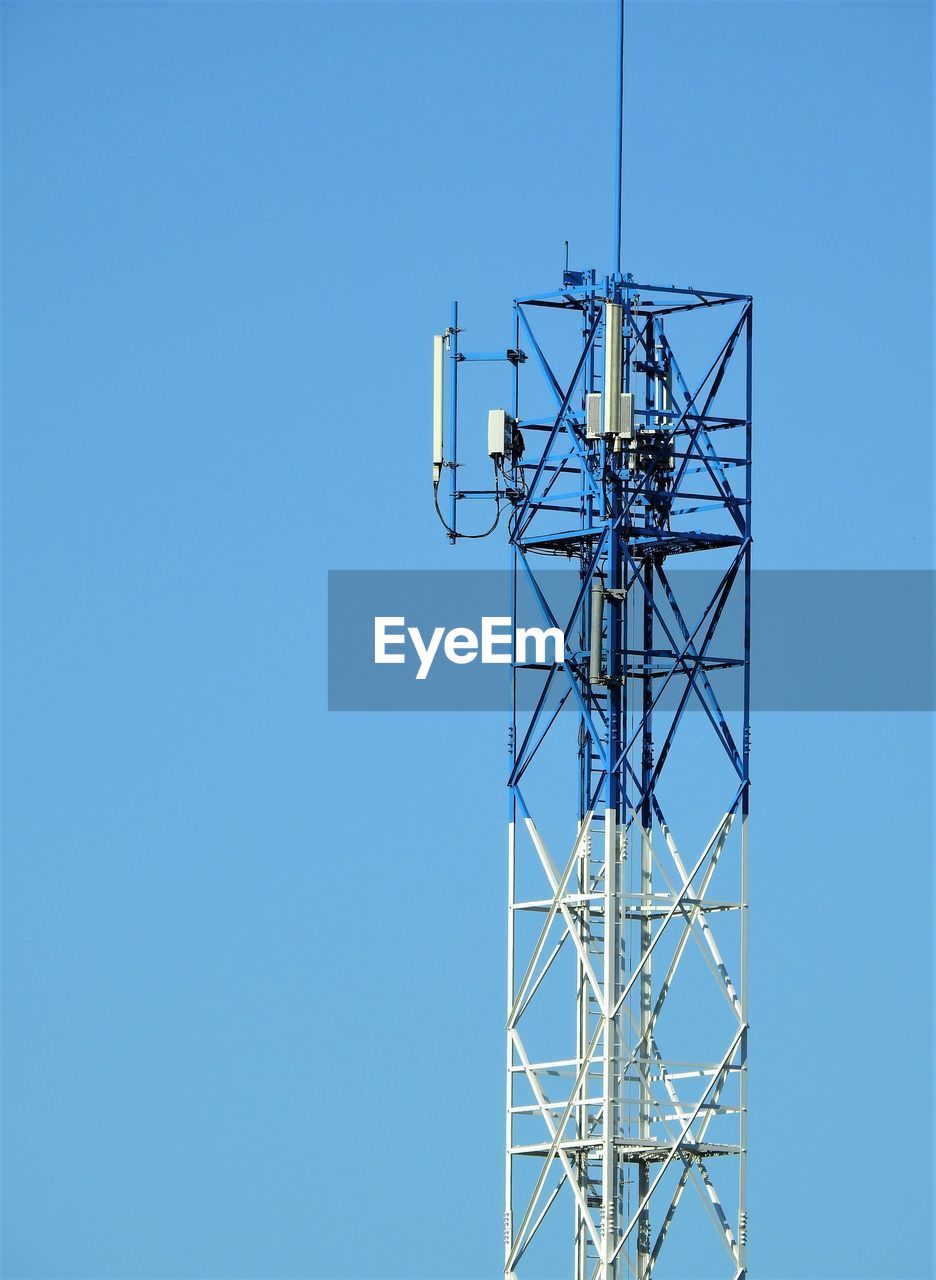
top-left (2, 2), bottom-right (932, 1277)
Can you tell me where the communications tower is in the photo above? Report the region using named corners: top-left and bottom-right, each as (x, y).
top-left (432, 4), bottom-right (751, 1276)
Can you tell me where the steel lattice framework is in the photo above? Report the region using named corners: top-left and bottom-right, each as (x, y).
top-left (434, 272), bottom-right (751, 1278)
top-left (431, 7), bottom-right (751, 1275)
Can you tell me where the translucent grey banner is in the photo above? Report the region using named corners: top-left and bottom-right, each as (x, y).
top-left (327, 570), bottom-right (934, 712)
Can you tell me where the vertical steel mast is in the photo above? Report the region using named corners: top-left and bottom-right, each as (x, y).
top-left (431, 4), bottom-right (751, 1275)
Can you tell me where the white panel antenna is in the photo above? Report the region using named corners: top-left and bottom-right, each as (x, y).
top-left (602, 301), bottom-right (623, 436)
top-left (433, 334), bottom-right (445, 482)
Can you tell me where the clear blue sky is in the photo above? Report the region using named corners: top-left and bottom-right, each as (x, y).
top-left (2, 2), bottom-right (931, 1277)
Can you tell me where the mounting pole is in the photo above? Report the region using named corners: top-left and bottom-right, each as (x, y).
top-left (614, 0), bottom-right (624, 275)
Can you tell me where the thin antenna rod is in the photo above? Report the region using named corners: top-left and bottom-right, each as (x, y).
top-left (614, 0), bottom-right (625, 275)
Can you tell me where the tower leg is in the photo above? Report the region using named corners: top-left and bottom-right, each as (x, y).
top-left (602, 810), bottom-right (619, 1279)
